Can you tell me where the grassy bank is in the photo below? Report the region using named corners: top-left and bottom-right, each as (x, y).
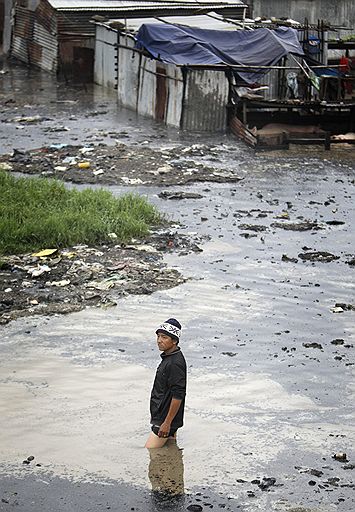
top-left (0, 171), bottom-right (162, 255)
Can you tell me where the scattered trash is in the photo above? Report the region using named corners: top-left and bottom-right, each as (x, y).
top-left (93, 169), bottom-right (104, 176)
top-left (78, 161), bottom-right (91, 169)
top-left (0, 162), bottom-right (12, 171)
top-left (79, 147), bottom-right (95, 155)
top-left (47, 279), bottom-right (71, 287)
top-left (157, 165), bottom-right (173, 174)
top-left (158, 191), bottom-right (203, 200)
top-left (121, 177), bottom-right (144, 185)
top-left (54, 166), bottom-right (67, 171)
top-left (125, 244), bottom-right (158, 253)
top-left (49, 143), bottom-right (69, 150)
top-left (44, 126), bottom-right (70, 132)
top-left (333, 453), bottom-right (348, 462)
top-left (331, 306), bottom-right (345, 313)
top-left (32, 249), bottom-right (58, 258)
top-left (9, 115), bottom-right (48, 124)
top-left (27, 265), bottom-right (51, 277)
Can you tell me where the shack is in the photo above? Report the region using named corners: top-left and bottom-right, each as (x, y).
top-left (95, 15), bottom-right (355, 147)
top-left (9, 0), bottom-right (247, 80)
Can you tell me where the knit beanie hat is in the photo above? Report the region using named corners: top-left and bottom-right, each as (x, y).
top-left (156, 318), bottom-right (182, 343)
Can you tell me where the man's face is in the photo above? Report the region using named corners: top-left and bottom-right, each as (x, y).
top-left (157, 332), bottom-right (176, 352)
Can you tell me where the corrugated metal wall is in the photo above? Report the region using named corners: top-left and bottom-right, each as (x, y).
top-left (165, 64), bottom-right (184, 128)
top-left (11, 3), bottom-right (58, 73)
top-left (94, 24), bottom-right (118, 88)
top-left (117, 36), bottom-right (141, 109)
top-left (116, 40), bottom-right (184, 129)
top-left (115, 41), bottom-right (227, 130)
top-left (57, 12), bottom-right (97, 36)
top-left (181, 69), bottom-right (229, 132)
top-left (137, 56), bottom-right (156, 117)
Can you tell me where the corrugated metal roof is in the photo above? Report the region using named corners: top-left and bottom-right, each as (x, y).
top-left (48, 0), bottom-right (247, 11)
top-left (106, 14), bottom-right (238, 32)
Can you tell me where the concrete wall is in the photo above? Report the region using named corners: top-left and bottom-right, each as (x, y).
top-left (252, 1), bottom-right (355, 33)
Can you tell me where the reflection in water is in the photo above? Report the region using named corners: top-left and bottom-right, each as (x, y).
top-left (148, 440), bottom-right (185, 509)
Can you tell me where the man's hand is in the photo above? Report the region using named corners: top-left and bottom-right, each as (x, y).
top-left (158, 421), bottom-right (171, 438)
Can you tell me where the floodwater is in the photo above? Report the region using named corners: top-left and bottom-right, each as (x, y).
top-left (0, 63), bottom-right (354, 512)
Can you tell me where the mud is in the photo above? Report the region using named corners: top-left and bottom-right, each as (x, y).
top-left (0, 62), bottom-right (355, 512)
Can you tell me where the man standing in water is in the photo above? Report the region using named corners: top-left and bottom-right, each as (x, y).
top-left (145, 318), bottom-right (187, 449)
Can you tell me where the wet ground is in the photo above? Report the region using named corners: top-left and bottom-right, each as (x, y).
top-left (0, 62), bottom-right (354, 512)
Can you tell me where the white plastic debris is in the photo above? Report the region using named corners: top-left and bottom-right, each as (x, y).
top-left (47, 279), bottom-right (71, 287)
top-left (121, 177), bottom-right (144, 185)
top-left (28, 265), bottom-right (51, 277)
top-left (331, 306), bottom-right (344, 313)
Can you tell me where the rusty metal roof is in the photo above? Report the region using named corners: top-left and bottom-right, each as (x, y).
top-left (48, 0), bottom-right (247, 11)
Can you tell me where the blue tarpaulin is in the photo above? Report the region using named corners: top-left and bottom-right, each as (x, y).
top-left (136, 24), bottom-right (305, 83)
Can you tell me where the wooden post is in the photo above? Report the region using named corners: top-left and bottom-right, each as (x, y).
top-left (242, 100), bottom-right (247, 125)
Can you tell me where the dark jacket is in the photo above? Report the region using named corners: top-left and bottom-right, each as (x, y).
top-left (150, 347), bottom-right (187, 429)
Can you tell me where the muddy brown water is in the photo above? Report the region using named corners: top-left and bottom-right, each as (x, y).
top-left (0, 62), bottom-right (354, 512)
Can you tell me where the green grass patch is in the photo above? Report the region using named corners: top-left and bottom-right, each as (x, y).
top-left (0, 171), bottom-right (162, 255)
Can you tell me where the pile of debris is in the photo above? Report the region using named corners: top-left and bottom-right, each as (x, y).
top-left (0, 142), bottom-right (244, 186)
top-left (0, 230), bottom-right (207, 325)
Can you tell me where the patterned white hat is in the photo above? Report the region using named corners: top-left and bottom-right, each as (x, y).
top-left (156, 318), bottom-right (181, 342)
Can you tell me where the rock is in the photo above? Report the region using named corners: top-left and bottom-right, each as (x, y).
top-left (327, 477), bottom-right (340, 486)
top-left (258, 477), bottom-right (276, 490)
top-left (238, 224), bottom-right (267, 232)
top-left (334, 303), bottom-right (355, 311)
top-left (27, 455), bottom-right (35, 461)
top-left (187, 505), bottom-right (203, 512)
top-left (303, 342), bottom-right (323, 349)
top-left (326, 220), bottom-right (345, 226)
top-left (158, 191), bottom-right (203, 200)
top-left (308, 480), bottom-right (317, 486)
top-left (309, 469), bottom-right (323, 477)
top-left (282, 254), bottom-right (298, 263)
top-left (331, 339), bottom-right (344, 345)
top-left (271, 221), bottom-right (320, 231)
top-left (298, 251), bottom-right (339, 262)
top-left (342, 464), bottom-right (355, 470)
top-left (221, 352), bottom-right (237, 357)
